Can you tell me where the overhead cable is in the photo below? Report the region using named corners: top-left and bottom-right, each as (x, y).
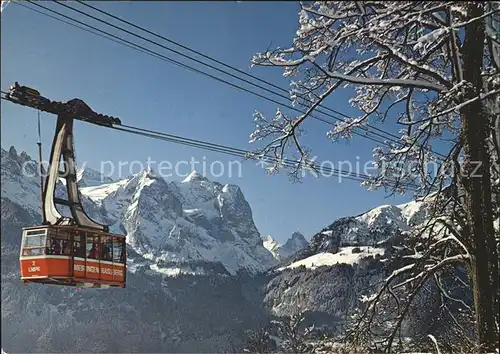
top-left (67, 0), bottom-right (450, 160)
top-left (20, 0), bottom-right (447, 157)
top-left (1, 93), bottom-right (420, 191)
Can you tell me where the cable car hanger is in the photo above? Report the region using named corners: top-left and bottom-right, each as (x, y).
top-left (5, 82), bottom-right (126, 289)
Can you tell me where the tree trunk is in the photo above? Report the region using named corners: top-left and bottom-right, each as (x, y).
top-left (460, 3), bottom-right (499, 352)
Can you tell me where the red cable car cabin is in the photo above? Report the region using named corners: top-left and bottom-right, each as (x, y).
top-left (20, 225), bottom-right (126, 288)
top-left (8, 82), bottom-right (127, 289)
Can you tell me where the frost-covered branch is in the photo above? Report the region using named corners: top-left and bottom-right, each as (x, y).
top-left (249, 1), bottom-right (499, 193)
top-left (322, 69), bottom-right (447, 92)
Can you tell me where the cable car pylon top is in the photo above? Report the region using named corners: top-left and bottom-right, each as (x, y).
top-left (5, 82), bottom-right (122, 232)
top-left (4, 82), bottom-right (121, 126)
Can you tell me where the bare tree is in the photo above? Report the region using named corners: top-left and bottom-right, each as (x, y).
top-left (271, 312), bottom-right (315, 353)
top-left (344, 206), bottom-right (477, 352)
top-left (243, 326), bottom-right (275, 353)
top-left (248, 1), bottom-right (499, 352)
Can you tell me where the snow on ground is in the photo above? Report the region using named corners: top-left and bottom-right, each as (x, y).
top-left (278, 246), bottom-right (385, 271)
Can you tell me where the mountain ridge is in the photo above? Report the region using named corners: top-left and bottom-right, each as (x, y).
top-left (262, 193), bottom-right (439, 323)
top-left (1, 145), bottom-right (276, 276)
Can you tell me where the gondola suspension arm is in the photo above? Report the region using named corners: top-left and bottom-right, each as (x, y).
top-left (3, 82), bottom-right (121, 232)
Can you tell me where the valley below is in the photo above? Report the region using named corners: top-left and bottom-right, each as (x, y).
top-left (1, 146), bottom-right (473, 353)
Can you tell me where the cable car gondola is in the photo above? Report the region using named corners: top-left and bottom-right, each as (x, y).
top-left (20, 225), bottom-right (126, 288)
top-left (15, 82), bottom-right (126, 289)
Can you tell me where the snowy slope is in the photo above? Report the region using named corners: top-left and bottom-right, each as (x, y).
top-left (278, 246), bottom-right (385, 271)
top-left (75, 166), bottom-right (114, 187)
top-left (1, 146), bottom-right (276, 275)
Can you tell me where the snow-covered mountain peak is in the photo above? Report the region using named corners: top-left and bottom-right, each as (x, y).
top-left (108, 167), bottom-right (163, 198)
top-left (7, 145), bottom-right (16, 156)
top-left (262, 235), bottom-right (280, 256)
top-left (135, 166), bottom-right (162, 185)
top-left (354, 200), bottom-right (429, 236)
top-left (283, 232), bottom-right (308, 251)
top-left (262, 232), bottom-right (309, 260)
top-left (218, 183), bottom-right (245, 207)
top-left (397, 199), bottom-right (428, 226)
top-left (80, 179), bottom-right (128, 203)
top-left (141, 164), bottom-right (157, 178)
top-left (127, 166), bottom-right (158, 183)
top-left (182, 170), bottom-right (208, 183)
top-left (118, 171), bottom-right (276, 273)
top-left (1, 146), bottom-right (105, 224)
top-left (85, 168), bottom-right (275, 274)
top-left (291, 231), bottom-right (307, 242)
top-left (1, 146), bottom-right (46, 216)
top-left (221, 183), bottom-right (238, 193)
top-left (217, 184), bottom-right (254, 227)
top-left (356, 204), bottom-right (408, 231)
top-left (5, 146), bottom-right (31, 164)
top-left (262, 234), bottom-right (276, 244)
top-left (3, 146), bottom-right (32, 168)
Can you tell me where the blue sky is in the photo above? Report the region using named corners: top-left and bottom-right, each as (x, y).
top-left (1, 1), bottom-right (413, 243)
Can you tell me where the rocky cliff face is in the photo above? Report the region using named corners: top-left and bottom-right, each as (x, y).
top-left (80, 168), bottom-right (277, 275)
